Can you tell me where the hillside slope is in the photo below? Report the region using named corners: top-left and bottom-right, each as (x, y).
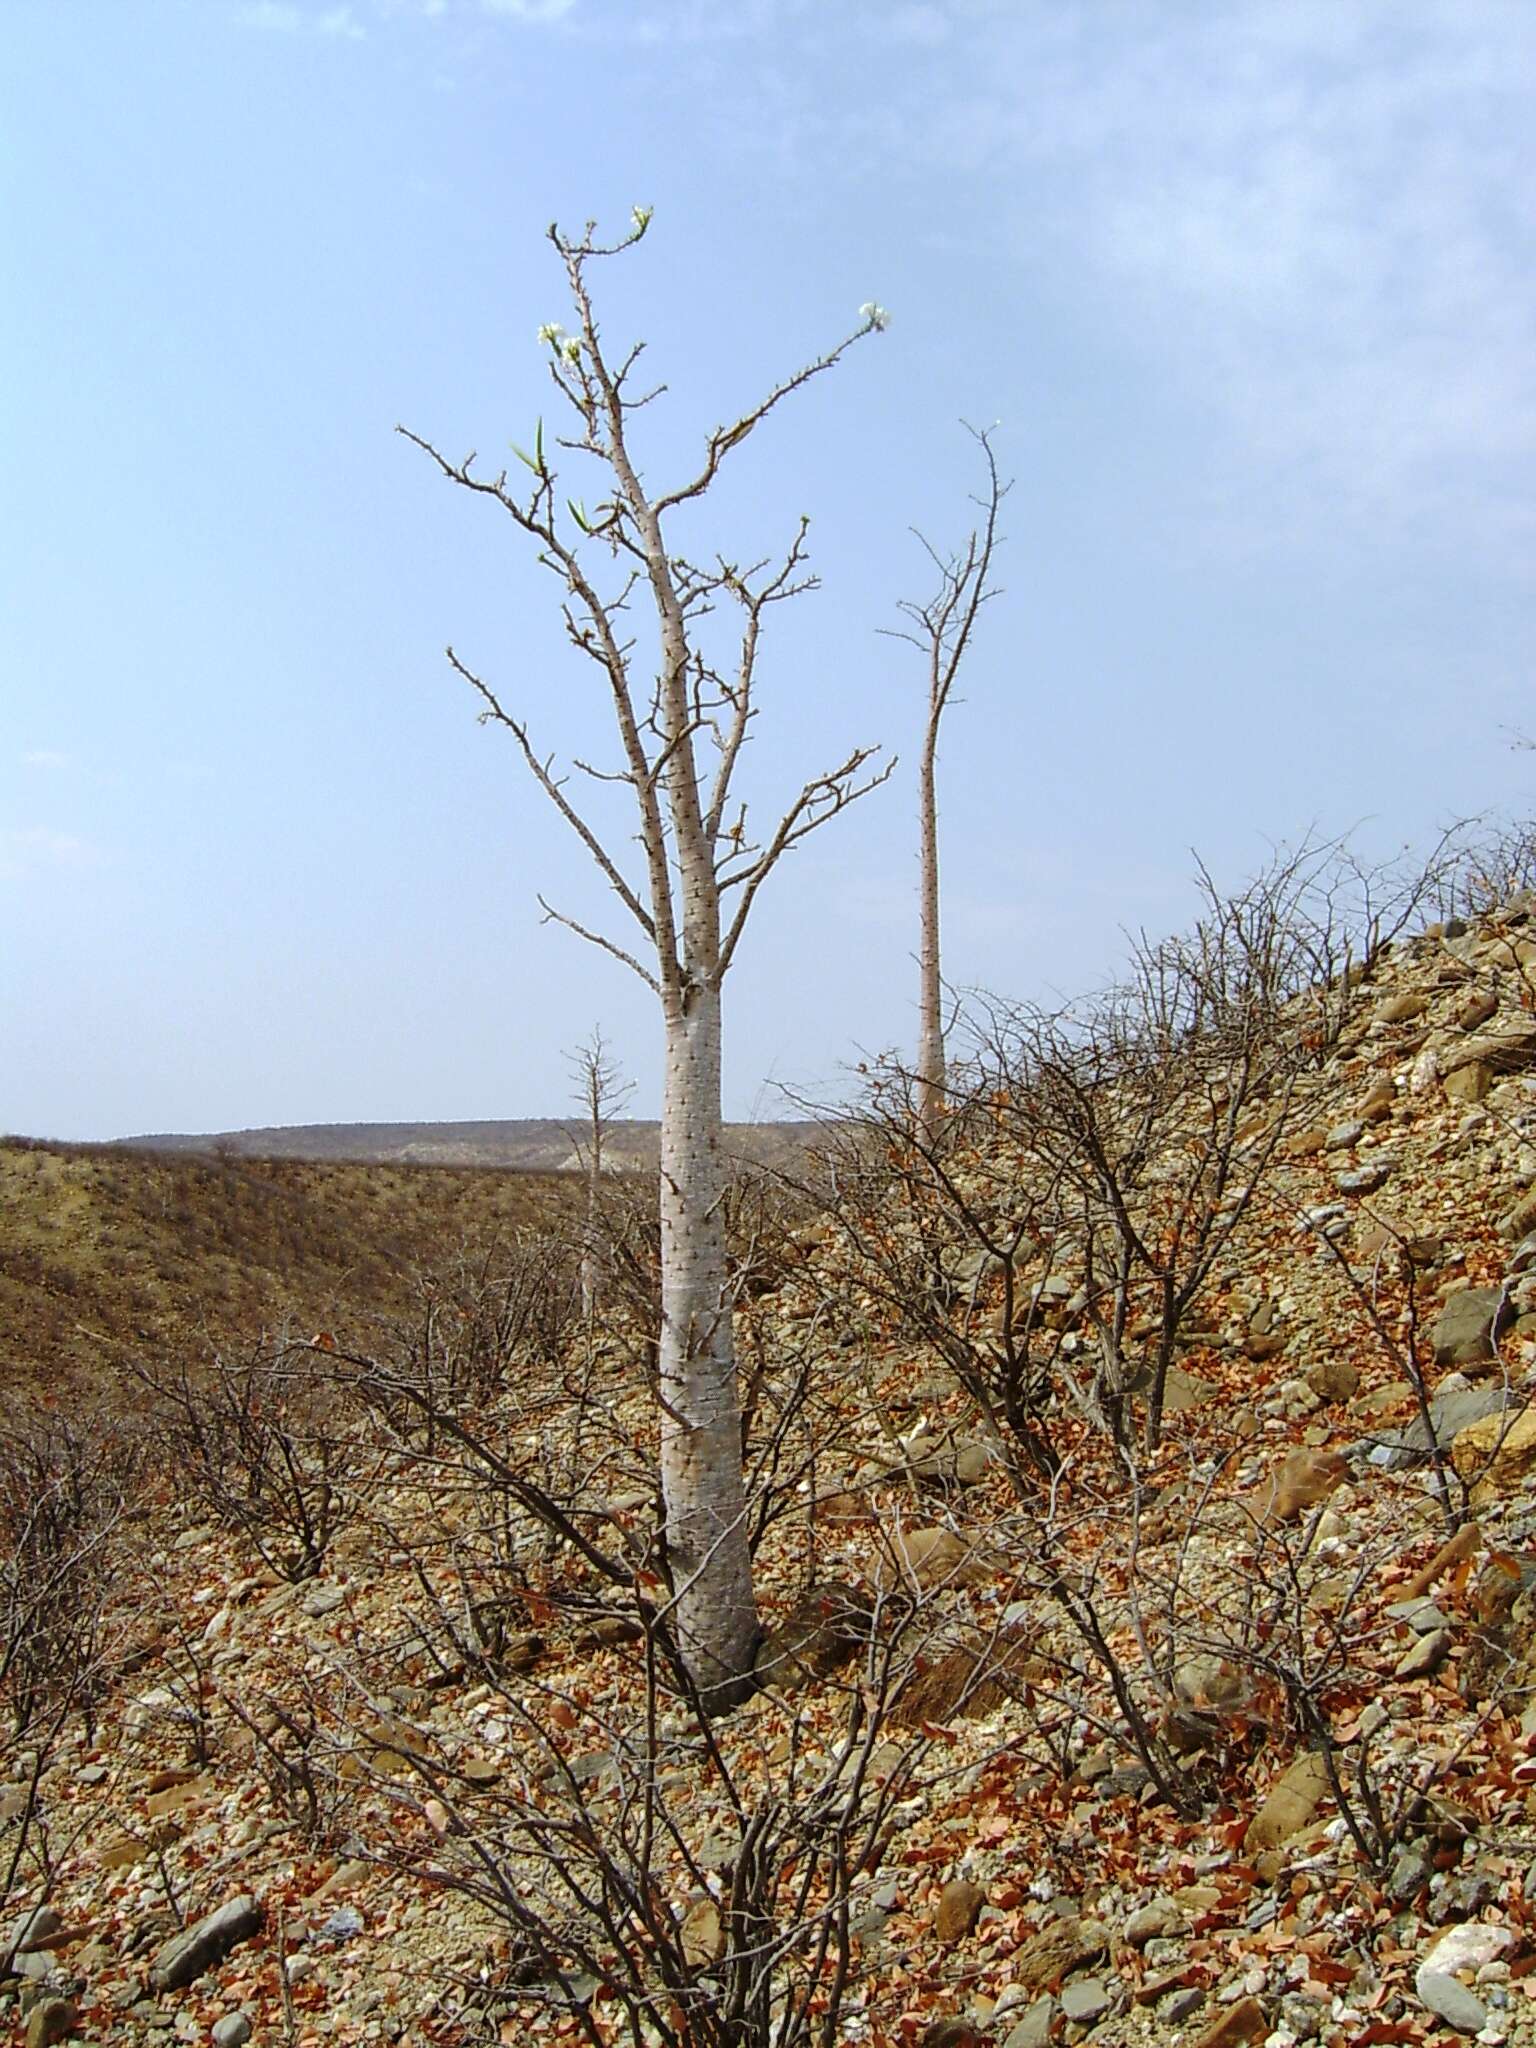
top-left (14, 896), bottom-right (1536, 2047)
top-left (0, 1140), bottom-right (576, 1396)
top-left (115, 1117), bottom-right (820, 1172)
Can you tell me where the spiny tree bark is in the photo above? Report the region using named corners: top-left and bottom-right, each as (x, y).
top-left (886, 426), bottom-right (1006, 1147)
top-left (400, 214), bottom-right (890, 1703)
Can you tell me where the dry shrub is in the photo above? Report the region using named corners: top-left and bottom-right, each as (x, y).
top-left (0, 1407), bottom-right (138, 1736)
top-left (126, 1339), bottom-right (374, 1581)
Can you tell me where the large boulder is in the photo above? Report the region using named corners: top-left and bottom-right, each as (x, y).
top-left (1010, 1916), bottom-right (1109, 1993)
top-left (934, 1878), bottom-right (985, 1944)
top-left (1453, 1407), bottom-right (1536, 1502)
top-left (148, 1895), bottom-right (262, 1993)
top-left (1263, 1448), bottom-right (1347, 1524)
top-left (1367, 1380), bottom-right (1510, 1469)
top-left (1244, 1751), bottom-right (1331, 1851)
top-left (1431, 1288), bottom-right (1511, 1367)
top-left (1440, 1019), bottom-right (1536, 1077)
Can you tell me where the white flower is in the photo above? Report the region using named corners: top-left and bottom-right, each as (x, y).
top-left (631, 204), bottom-right (653, 233)
top-left (859, 302), bottom-right (891, 331)
top-left (537, 322), bottom-right (565, 347)
top-left (560, 336), bottom-right (582, 364)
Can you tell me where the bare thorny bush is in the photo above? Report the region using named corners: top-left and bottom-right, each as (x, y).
top-left (123, 1339), bottom-right (378, 1582)
top-left (214, 1170), bottom-right (1096, 2048)
top-left (0, 1408), bottom-right (138, 1742)
top-left (1004, 1434), bottom-right (1512, 1872)
top-left (386, 1231), bottom-right (587, 1421)
top-left (790, 831), bottom-right (1530, 1864)
top-left (812, 835), bottom-right (1411, 1478)
top-left (251, 1347), bottom-right (956, 2048)
top-left (0, 1407), bottom-right (140, 1954)
top-left (339, 1598), bottom-right (950, 2048)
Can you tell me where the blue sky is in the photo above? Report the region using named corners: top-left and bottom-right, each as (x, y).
top-left (4, 0), bottom-right (1534, 1139)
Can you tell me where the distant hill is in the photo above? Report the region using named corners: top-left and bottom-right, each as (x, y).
top-left (116, 1117), bottom-right (823, 1172)
top-left (0, 1138), bottom-right (578, 1398)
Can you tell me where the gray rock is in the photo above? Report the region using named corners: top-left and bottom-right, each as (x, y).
top-left (9, 1905), bottom-right (62, 1958)
top-left (1375, 991), bottom-right (1428, 1025)
top-left (1387, 1597), bottom-right (1450, 1634)
top-left (1395, 1629), bottom-right (1451, 1680)
top-left (1432, 1287), bottom-right (1511, 1366)
top-left (568, 1751), bottom-right (616, 1789)
top-left (1387, 1844), bottom-right (1432, 1904)
top-left (1160, 1986), bottom-right (1205, 2024)
top-left (24, 1998), bottom-right (77, 2048)
top-left (1305, 1356), bottom-right (1360, 1403)
top-left (1002, 1999), bottom-right (1056, 2048)
top-left (1059, 1976), bottom-right (1112, 2024)
top-left (1369, 1381), bottom-right (1510, 1467)
top-left (298, 1584), bottom-right (345, 1619)
top-left (1123, 1897), bottom-right (1187, 1945)
top-left (1161, 1364), bottom-right (1219, 1413)
top-left (1415, 1968), bottom-right (1487, 2034)
top-left (1335, 1158), bottom-right (1394, 1195)
top-left (1436, 1869), bottom-right (1500, 1922)
top-left (318, 1906), bottom-right (364, 1943)
top-left (212, 2017), bottom-right (253, 2048)
top-left (148, 1895), bottom-right (262, 1994)
top-left (1508, 1232), bottom-right (1536, 1278)
top-left (1326, 1120), bottom-right (1366, 1150)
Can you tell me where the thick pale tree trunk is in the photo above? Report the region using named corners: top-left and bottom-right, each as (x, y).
top-left (915, 723), bottom-right (945, 1145)
top-left (657, 978), bottom-right (759, 1703)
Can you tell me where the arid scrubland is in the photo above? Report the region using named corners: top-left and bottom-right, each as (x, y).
top-left (15, 835), bottom-right (1536, 2047)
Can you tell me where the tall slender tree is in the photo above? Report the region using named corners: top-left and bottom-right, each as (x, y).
top-left (565, 1024), bottom-right (633, 1321)
top-left (886, 427), bottom-right (1007, 1145)
top-left (401, 215), bottom-right (891, 1702)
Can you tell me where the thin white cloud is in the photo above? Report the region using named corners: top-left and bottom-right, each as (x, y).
top-left (0, 828), bottom-right (98, 883)
top-left (238, 1), bottom-right (305, 26)
top-left (884, 5), bottom-right (949, 48)
top-left (20, 750), bottom-right (72, 769)
top-left (701, 0), bottom-right (1532, 563)
top-left (482, 0), bottom-right (576, 20)
top-left (933, 3), bottom-right (1535, 556)
top-left (237, 1), bottom-right (366, 37)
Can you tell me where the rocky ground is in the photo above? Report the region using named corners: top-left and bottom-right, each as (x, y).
top-left (13, 896), bottom-right (1536, 2048)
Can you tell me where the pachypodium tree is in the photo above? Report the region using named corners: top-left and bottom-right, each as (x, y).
top-left (565, 1024), bottom-right (633, 1321)
top-left (886, 425), bottom-right (1006, 1145)
top-left (401, 214), bottom-right (891, 1703)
